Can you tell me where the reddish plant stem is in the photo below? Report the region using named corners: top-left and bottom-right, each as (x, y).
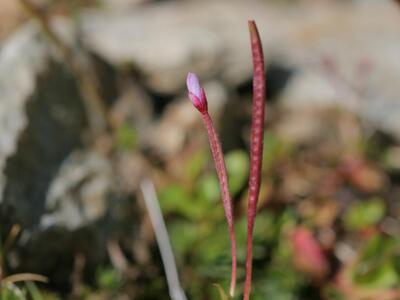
top-left (244, 20), bottom-right (266, 300)
top-left (201, 112), bottom-right (237, 297)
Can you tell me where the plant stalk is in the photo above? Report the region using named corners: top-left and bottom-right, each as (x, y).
top-left (201, 112), bottom-right (237, 297)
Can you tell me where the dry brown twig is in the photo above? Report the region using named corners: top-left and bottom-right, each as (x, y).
top-left (2, 273), bottom-right (48, 284)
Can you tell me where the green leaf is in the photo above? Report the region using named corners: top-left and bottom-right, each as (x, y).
top-left (25, 282), bottom-right (43, 300)
top-left (185, 150), bottom-right (208, 180)
top-left (360, 235), bottom-right (397, 262)
top-left (225, 150), bottom-right (249, 195)
top-left (168, 220), bottom-right (198, 256)
top-left (353, 235), bottom-right (400, 288)
top-left (160, 184), bottom-right (212, 220)
top-left (195, 221), bottom-right (230, 264)
top-left (256, 264), bottom-right (305, 300)
top-left (96, 267), bottom-right (123, 290)
top-left (159, 185), bottom-right (190, 212)
top-left (0, 283), bottom-right (26, 300)
top-left (213, 283), bottom-right (230, 300)
top-left (354, 261), bottom-right (399, 288)
top-left (115, 123), bottom-right (137, 150)
top-left (344, 198), bottom-right (385, 230)
top-left (262, 133), bottom-right (290, 171)
top-left (195, 150), bottom-right (248, 203)
top-left (196, 174), bottom-right (220, 203)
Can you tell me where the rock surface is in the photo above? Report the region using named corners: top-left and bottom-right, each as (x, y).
top-left (81, 0), bottom-right (400, 139)
top-left (0, 23), bottom-right (87, 228)
top-left (0, 21), bottom-right (122, 286)
top-left (40, 150), bottom-right (112, 230)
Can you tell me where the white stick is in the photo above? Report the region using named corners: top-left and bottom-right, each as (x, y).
top-left (140, 179), bottom-right (187, 300)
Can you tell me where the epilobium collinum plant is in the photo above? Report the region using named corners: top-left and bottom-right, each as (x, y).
top-left (186, 72), bottom-right (237, 297)
top-left (187, 20), bottom-right (265, 299)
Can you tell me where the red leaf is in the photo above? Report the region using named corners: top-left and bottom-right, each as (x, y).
top-left (292, 227), bottom-right (329, 281)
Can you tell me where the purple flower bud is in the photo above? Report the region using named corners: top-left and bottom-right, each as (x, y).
top-left (187, 72), bottom-right (236, 296)
top-left (186, 72), bottom-right (208, 113)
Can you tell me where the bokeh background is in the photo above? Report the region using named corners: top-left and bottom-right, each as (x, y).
top-left (1, 0), bottom-right (400, 299)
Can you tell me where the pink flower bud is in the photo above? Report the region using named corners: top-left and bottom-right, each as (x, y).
top-left (186, 73), bottom-right (208, 113)
top-left (186, 72), bottom-right (236, 295)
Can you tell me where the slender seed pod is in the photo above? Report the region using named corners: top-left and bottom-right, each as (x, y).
top-left (244, 20), bottom-right (266, 300)
top-left (186, 73), bottom-right (237, 297)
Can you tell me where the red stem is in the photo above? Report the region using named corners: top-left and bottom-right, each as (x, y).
top-left (201, 112), bottom-right (237, 297)
top-left (244, 20), bottom-right (266, 300)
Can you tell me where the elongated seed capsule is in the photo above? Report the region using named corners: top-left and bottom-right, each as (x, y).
top-left (244, 20), bottom-right (266, 300)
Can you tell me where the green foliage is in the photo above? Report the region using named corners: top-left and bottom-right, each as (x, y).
top-left (0, 282), bottom-right (58, 300)
top-left (189, 149), bottom-right (249, 203)
top-left (262, 133), bottom-right (290, 171)
top-left (196, 174), bottom-right (220, 203)
top-left (185, 149), bottom-right (209, 180)
top-left (159, 146), bottom-right (308, 298)
top-left (168, 220), bottom-right (199, 256)
top-left (252, 211), bottom-right (303, 300)
top-left (213, 283), bottom-right (230, 300)
top-left (6, 121), bottom-right (399, 299)
top-left (344, 198), bottom-right (385, 230)
top-left (115, 123), bottom-right (137, 150)
top-left (352, 235), bottom-right (400, 289)
top-left (25, 282), bottom-right (44, 300)
top-left (159, 184), bottom-right (220, 220)
top-left (323, 285), bottom-right (347, 300)
top-left (0, 284), bottom-right (25, 300)
top-left (254, 268), bottom-right (305, 300)
top-left (96, 266), bottom-right (123, 290)
top-left (225, 150), bottom-right (249, 195)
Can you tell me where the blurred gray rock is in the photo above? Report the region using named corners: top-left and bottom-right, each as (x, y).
top-left (0, 21), bottom-right (122, 286)
top-left (0, 24), bottom-right (48, 199)
top-left (110, 80), bottom-right (154, 145)
top-left (81, 0), bottom-right (400, 140)
top-left (0, 22), bottom-right (87, 227)
top-left (278, 0), bottom-right (400, 140)
top-left (40, 150), bottom-right (112, 230)
top-left (80, 0), bottom-right (270, 92)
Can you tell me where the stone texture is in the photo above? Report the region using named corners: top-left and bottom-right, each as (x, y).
top-left (80, 0), bottom-right (268, 92)
top-left (0, 24), bottom-right (49, 202)
top-left (0, 20), bottom-right (122, 287)
top-left (81, 0), bottom-right (400, 140)
top-left (40, 150), bottom-right (112, 230)
top-left (0, 23), bottom-right (87, 228)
